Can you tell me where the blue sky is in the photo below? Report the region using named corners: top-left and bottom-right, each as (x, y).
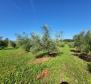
top-left (0, 0), bottom-right (91, 40)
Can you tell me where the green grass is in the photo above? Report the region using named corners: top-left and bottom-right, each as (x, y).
top-left (0, 45), bottom-right (91, 84)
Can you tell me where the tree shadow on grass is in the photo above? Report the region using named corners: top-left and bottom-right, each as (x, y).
top-left (72, 53), bottom-right (91, 62)
top-left (71, 49), bottom-right (91, 62)
top-left (70, 49), bottom-right (80, 53)
top-left (36, 51), bottom-right (63, 58)
top-left (60, 81), bottom-right (68, 84)
top-left (87, 63), bottom-right (91, 73)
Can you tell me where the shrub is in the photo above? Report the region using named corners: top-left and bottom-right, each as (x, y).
top-left (60, 43), bottom-right (65, 47)
top-left (0, 38), bottom-right (9, 49)
top-left (68, 42), bottom-right (74, 48)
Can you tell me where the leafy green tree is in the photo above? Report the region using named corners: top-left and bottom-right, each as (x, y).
top-left (15, 25), bottom-right (59, 57)
top-left (4, 38), bottom-right (9, 47)
top-left (83, 31), bottom-right (91, 54)
top-left (42, 25), bottom-right (51, 51)
top-left (73, 30), bottom-right (91, 54)
top-left (73, 31), bottom-right (85, 51)
top-left (16, 32), bottom-right (31, 51)
top-left (41, 25), bottom-right (59, 55)
top-left (30, 32), bottom-right (41, 52)
top-left (55, 32), bottom-right (61, 47)
top-left (0, 37), bottom-right (9, 49)
top-left (0, 40), bottom-right (5, 49)
top-left (8, 40), bottom-right (16, 48)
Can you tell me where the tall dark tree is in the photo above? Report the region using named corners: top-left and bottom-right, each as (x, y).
top-left (4, 38), bottom-right (9, 47)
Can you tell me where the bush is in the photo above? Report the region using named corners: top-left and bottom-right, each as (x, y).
top-left (68, 42), bottom-right (74, 48)
top-left (0, 40), bottom-right (7, 49)
top-left (60, 43), bottom-right (65, 47)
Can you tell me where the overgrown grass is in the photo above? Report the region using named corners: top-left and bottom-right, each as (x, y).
top-left (0, 45), bottom-right (91, 84)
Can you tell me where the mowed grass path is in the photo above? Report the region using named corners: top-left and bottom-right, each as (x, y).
top-left (0, 45), bottom-right (91, 84)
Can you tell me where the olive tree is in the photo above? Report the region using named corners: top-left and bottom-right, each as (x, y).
top-left (73, 30), bottom-right (91, 54)
top-left (16, 32), bottom-right (31, 51)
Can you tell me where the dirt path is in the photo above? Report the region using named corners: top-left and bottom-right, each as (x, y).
top-left (27, 57), bottom-right (50, 65)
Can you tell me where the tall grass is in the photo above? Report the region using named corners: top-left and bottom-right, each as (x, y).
top-left (0, 46), bottom-right (91, 84)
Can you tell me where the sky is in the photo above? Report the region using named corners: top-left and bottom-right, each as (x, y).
top-left (0, 0), bottom-right (91, 40)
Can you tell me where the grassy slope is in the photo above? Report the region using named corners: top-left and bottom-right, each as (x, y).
top-left (0, 46), bottom-right (91, 84)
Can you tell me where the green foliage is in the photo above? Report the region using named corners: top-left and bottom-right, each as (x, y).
top-left (11, 41), bottom-right (16, 48)
top-left (16, 32), bottom-right (31, 52)
top-left (0, 45), bottom-right (91, 84)
top-left (0, 41), bottom-right (5, 49)
top-left (68, 42), bottom-right (74, 48)
top-left (8, 40), bottom-right (16, 48)
top-left (60, 43), bottom-right (65, 47)
top-left (73, 30), bottom-right (91, 54)
top-left (30, 33), bottom-right (42, 53)
top-left (42, 25), bottom-right (50, 50)
top-left (87, 63), bottom-right (91, 73)
top-left (63, 39), bottom-right (74, 42)
top-left (73, 31), bottom-right (84, 51)
top-left (35, 50), bottom-right (49, 58)
top-left (0, 37), bottom-right (16, 50)
top-left (15, 25), bottom-right (59, 57)
top-left (40, 25), bottom-right (59, 56)
top-left (0, 38), bottom-right (9, 49)
top-left (4, 38), bottom-right (9, 47)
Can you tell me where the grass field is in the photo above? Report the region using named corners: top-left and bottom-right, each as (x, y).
top-left (0, 45), bottom-right (91, 84)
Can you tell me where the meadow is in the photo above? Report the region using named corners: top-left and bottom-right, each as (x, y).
top-left (0, 0), bottom-right (91, 83)
top-left (0, 45), bottom-right (91, 84)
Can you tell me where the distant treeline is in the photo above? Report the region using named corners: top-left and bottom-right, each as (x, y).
top-left (0, 37), bottom-right (16, 49)
top-left (63, 39), bottom-right (73, 42)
